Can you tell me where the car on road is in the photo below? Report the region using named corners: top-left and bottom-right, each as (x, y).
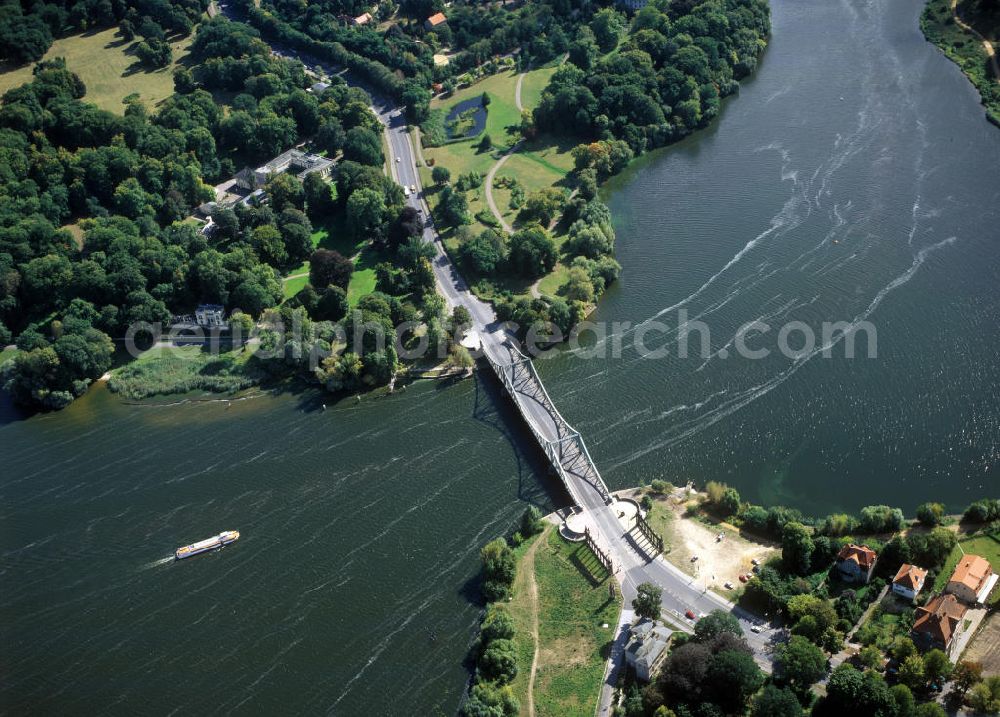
top-left (396, 156), bottom-right (401, 163)
top-left (685, 610), bottom-right (696, 620)
top-left (403, 187), bottom-right (410, 197)
top-left (410, 184), bottom-right (417, 193)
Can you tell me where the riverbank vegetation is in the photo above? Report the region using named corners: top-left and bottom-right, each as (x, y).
top-left (108, 343), bottom-right (261, 399)
top-left (921, 0), bottom-right (1000, 126)
top-left (463, 508), bottom-right (619, 717)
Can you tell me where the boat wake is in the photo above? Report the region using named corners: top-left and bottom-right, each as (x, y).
top-left (138, 556), bottom-right (175, 571)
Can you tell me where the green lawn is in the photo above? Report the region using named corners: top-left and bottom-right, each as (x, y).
top-left (519, 64), bottom-right (559, 111)
top-left (346, 244), bottom-right (383, 306)
top-left (282, 209), bottom-right (363, 300)
top-left (0, 25), bottom-right (194, 113)
top-left (507, 526), bottom-right (620, 717)
top-left (934, 531), bottom-right (1000, 603)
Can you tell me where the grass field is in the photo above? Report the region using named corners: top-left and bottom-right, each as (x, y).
top-left (0, 25), bottom-right (194, 113)
top-left (281, 208), bottom-right (366, 300)
top-left (421, 66), bottom-right (578, 300)
top-left (507, 526), bottom-right (620, 717)
top-left (934, 530), bottom-right (1000, 603)
top-left (519, 65), bottom-right (559, 112)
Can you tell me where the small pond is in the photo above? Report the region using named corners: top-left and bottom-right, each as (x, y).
top-left (444, 97), bottom-right (487, 139)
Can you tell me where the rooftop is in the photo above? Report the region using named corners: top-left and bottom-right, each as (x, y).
top-left (837, 544), bottom-right (878, 569)
top-left (893, 563), bottom-right (928, 590)
top-left (426, 12), bottom-right (447, 26)
top-left (912, 593), bottom-right (967, 646)
top-left (948, 554), bottom-right (992, 592)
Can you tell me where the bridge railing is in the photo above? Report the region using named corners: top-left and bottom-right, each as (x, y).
top-left (482, 338), bottom-right (613, 507)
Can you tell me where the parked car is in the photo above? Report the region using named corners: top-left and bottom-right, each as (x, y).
top-left (751, 558), bottom-right (761, 566)
top-left (739, 574), bottom-right (749, 583)
top-left (751, 624), bottom-right (763, 633)
top-left (724, 581), bottom-right (735, 590)
top-left (685, 610), bottom-right (696, 620)
top-left (690, 555), bottom-right (699, 562)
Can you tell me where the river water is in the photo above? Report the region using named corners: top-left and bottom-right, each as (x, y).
top-left (2, 0), bottom-right (998, 713)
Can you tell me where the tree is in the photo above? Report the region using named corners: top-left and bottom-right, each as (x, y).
top-left (590, 8), bottom-right (626, 52)
top-left (310, 249), bottom-right (354, 290)
top-left (708, 649), bottom-right (765, 713)
top-left (480, 604), bottom-right (515, 643)
top-left (520, 188), bottom-right (565, 226)
top-left (265, 172), bottom-right (304, 213)
top-left (343, 126), bottom-right (383, 166)
top-left (313, 286), bottom-right (349, 322)
top-left (438, 185), bottom-right (470, 226)
top-left (898, 655), bottom-right (926, 692)
top-left (632, 582), bottom-right (662, 620)
top-left (432, 165), bottom-right (451, 184)
top-left (694, 610), bottom-right (742, 642)
top-left (890, 684), bottom-right (915, 717)
top-left (914, 704), bottom-right (946, 717)
top-left (461, 683), bottom-right (518, 717)
top-left (481, 537), bottom-right (516, 601)
top-left (481, 91), bottom-right (491, 107)
top-left (478, 638), bottom-right (518, 683)
top-left (892, 637), bottom-right (918, 663)
top-left (782, 522), bottom-right (815, 576)
top-left (508, 227), bottom-right (556, 278)
top-left (751, 684), bottom-right (801, 717)
top-left (922, 649), bottom-right (952, 687)
top-left (479, 133), bottom-right (493, 152)
top-left (952, 660), bottom-right (984, 694)
top-left (346, 187), bottom-right (387, 239)
top-left (303, 173), bottom-right (335, 218)
top-left (967, 676), bottom-right (1000, 714)
top-left (519, 506), bottom-right (544, 537)
top-left (459, 229), bottom-right (506, 275)
top-left (916, 502), bottom-right (945, 526)
top-left (776, 635), bottom-right (826, 695)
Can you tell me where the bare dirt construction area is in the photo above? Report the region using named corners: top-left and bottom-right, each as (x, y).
top-left (963, 613), bottom-right (1000, 675)
top-left (636, 489), bottom-right (779, 600)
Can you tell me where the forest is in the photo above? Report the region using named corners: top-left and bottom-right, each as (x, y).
top-left (0, 18), bottom-right (443, 409)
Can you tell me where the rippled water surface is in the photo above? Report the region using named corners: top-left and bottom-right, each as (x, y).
top-left (2, 0), bottom-right (999, 712)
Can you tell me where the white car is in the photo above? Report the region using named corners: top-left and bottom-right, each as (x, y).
top-left (403, 186), bottom-right (410, 197)
top-left (410, 184), bottom-right (417, 193)
top-left (396, 156), bottom-right (401, 163)
top-left (751, 624), bottom-right (763, 633)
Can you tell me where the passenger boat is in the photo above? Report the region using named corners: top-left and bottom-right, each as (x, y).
top-left (175, 530), bottom-right (240, 560)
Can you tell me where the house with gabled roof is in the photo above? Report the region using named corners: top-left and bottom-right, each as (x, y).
top-left (836, 544), bottom-right (878, 584)
top-left (424, 12), bottom-right (447, 30)
top-left (945, 554), bottom-right (997, 605)
top-left (911, 593), bottom-right (967, 656)
top-left (892, 563), bottom-right (928, 601)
